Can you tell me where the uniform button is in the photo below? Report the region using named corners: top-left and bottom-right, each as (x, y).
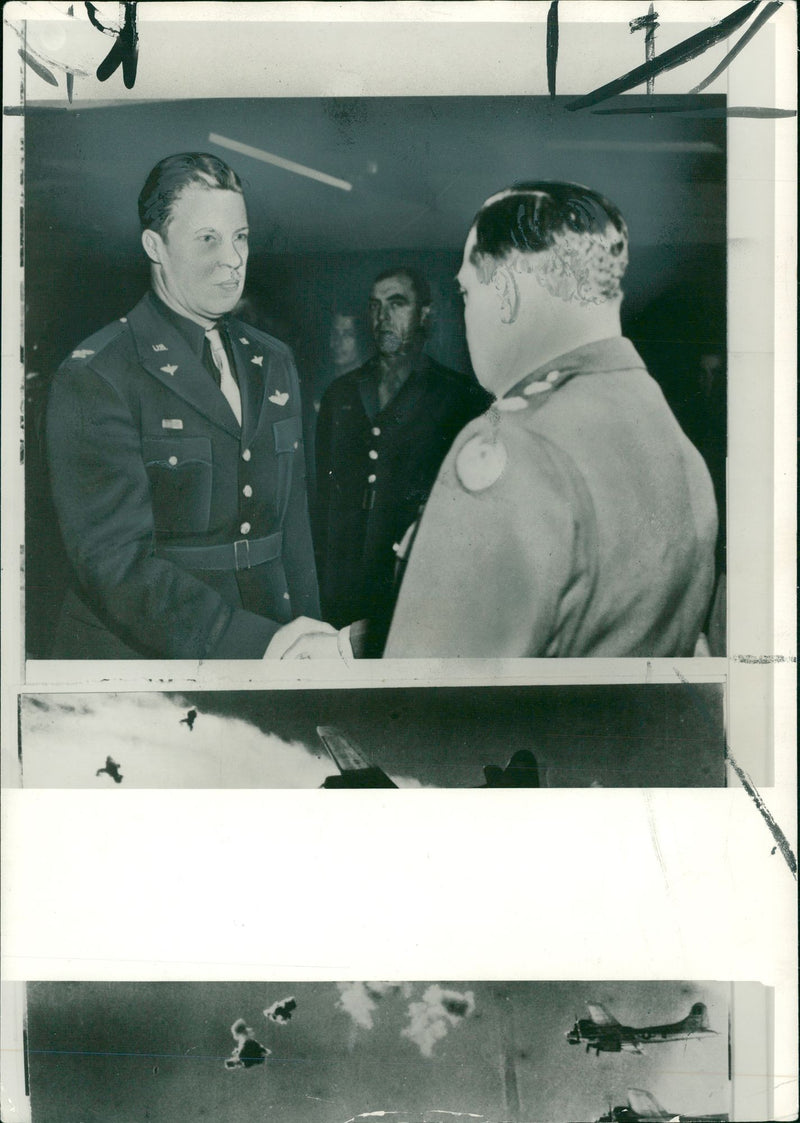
top-left (242, 484), bottom-right (253, 498)
top-left (368, 449), bottom-right (378, 460)
top-left (367, 474), bottom-right (377, 484)
top-left (293, 440), bottom-right (299, 449)
top-left (240, 522), bottom-right (251, 535)
top-left (371, 426), bottom-right (381, 437)
top-left (242, 448), bottom-right (251, 461)
top-left (283, 592), bottom-right (290, 600)
top-left (168, 455), bottom-right (178, 466)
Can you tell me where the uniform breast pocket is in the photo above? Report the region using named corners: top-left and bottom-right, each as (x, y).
top-left (273, 415), bottom-right (305, 478)
top-left (142, 436), bottom-right (213, 535)
top-left (273, 415), bottom-right (303, 455)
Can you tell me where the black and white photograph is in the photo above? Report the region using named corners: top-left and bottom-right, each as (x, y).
top-left (1, 7), bottom-right (795, 1123)
top-left (20, 980), bottom-right (739, 1123)
top-left (20, 88), bottom-right (728, 661)
top-left (17, 682), bottom-right (726, 788)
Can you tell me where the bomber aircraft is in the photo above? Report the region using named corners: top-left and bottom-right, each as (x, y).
top-left (595, 1087), bottom-right (729, 1121)
top-left (566, 1002), bottom-right (717, 1056)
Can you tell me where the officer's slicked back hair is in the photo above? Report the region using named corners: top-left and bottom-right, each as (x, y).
top-left (372, 266), bottom-right (432, 308)
top-left (138, 153), bottom-right (243, 236)
top-left (471, 182), bottom-right (629, 302)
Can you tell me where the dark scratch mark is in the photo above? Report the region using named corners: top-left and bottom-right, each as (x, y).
top-left (630, 4), bottom-right (659, 96)
top-left (566, 0), bottom-right (761, 112)
top-left (87, 1), bottom-right (139, 89)
top-left (85, 2), bottom-right (117, 36)
top-left (644, 792), bottom-right (670, 890)
top-left (692, 0), bottom-right (783, 93)
top-left (724, 748), bottom-right (796, 876)
top-left (675, 669), bottom-right (797, 878)
top-left (18, 49), bottom-right (58, 87)
top-left (546, 1), bottom-right (559, 98)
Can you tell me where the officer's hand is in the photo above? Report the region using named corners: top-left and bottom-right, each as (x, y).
top-left (263, 616), bottom-right (336, 660)
top-left (281, 632), bottom-right (347, 661)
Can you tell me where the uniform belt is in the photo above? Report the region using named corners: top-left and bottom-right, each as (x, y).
top-left (156, 532), bottom-right (283, 572)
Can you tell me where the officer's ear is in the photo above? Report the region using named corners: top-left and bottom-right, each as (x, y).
top-left (493, 265), bottom-right (519, 325)
top-left (141, 227), bottom-right (165, 265)
top-left (418, 303), bottom-right (431, 329)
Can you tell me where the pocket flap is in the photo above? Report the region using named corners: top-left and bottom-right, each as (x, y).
top-left (142, 435), bottom-right (213, 468)
top-left (272, 415), bottom-right (303, 453)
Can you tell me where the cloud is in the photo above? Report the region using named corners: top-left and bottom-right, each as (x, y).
top-left (20, 693), bottom-right (331, 788)
top-left (401, 986), bottom-right (476, 1058)
top-left (335, 983), bottom-right (405, 1031)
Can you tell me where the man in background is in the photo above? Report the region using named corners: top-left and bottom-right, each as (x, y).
top-left (314, 266), bottom-right (490, 656)
top-left (384, 183), bottom-right (718, 657)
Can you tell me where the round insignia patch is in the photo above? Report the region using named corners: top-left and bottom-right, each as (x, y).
top-left (455, 434), bottom-right (508, 493)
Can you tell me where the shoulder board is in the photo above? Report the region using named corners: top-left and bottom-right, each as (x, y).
top-left (63, 317), bottom-right (130, 365)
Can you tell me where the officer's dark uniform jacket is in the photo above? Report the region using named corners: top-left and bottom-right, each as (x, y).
top-left (46, 291), bottom-right (319, 658)
top-left (384, 337), bottom-right (718, 658)
top-left (314, 352), bottom-right (490, 654)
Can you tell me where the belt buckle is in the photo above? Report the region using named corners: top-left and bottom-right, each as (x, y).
top-left (233, 538), bottom-right (251, 570)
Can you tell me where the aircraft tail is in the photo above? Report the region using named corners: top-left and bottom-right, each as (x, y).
top-left (683, 1001), bottom-right (710, 1031)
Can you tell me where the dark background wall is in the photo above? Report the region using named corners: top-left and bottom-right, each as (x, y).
top-left (23, 96), bottom-right (726, 656)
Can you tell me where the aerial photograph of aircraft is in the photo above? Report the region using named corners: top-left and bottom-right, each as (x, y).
top-left (317, 725), bottom-right (540, 789)
top-left (595, 1087), bottom-right (729, 1121)
top-left (566, 1003), bottom-right (718, 1056)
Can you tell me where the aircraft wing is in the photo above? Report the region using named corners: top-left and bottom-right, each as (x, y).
top-left (586, 1003), bottom-right (622, 1026)
top-left (627, 1089), bottom-right (672, 1118)
top-left (316, 726), bottom-right (397, 788)
top-left (620, 1041), bottom-right (644, 1055)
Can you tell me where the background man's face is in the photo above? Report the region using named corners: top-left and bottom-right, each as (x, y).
top-left (368, 274), bottom-right (428, 357)
top-left (152, 184), bottom-right (249, 322)
top-left (329, 314), bottom-right (360, 368)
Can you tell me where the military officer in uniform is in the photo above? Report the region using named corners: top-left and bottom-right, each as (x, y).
top-left (46, 152), bottom-right (337, 659)
top-left (384, 182), bottom-right (718, 658)
top-left (314, 266), bottom-right (490, 656)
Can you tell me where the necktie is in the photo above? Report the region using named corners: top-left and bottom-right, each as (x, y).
top-left (205, 327), bottom-right (242, 425)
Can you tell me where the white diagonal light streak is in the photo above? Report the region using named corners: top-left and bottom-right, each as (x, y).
top-left (209, 132), bottom-right (352, 192)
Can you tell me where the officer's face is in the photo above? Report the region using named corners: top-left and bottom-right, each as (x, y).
top-left (146, 184), bottom-right (249, 323)
top-left (457, 228), bottom-right (506, 389)
top-left (368, 275), bottom-right (429, 357)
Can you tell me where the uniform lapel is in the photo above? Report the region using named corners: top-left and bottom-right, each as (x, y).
top-left (377, 357), bottom-right (429, 429)
top-left (355, 360), bottom-right (379, 421)
top-left (127, 295), bottom-right (241, 437)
